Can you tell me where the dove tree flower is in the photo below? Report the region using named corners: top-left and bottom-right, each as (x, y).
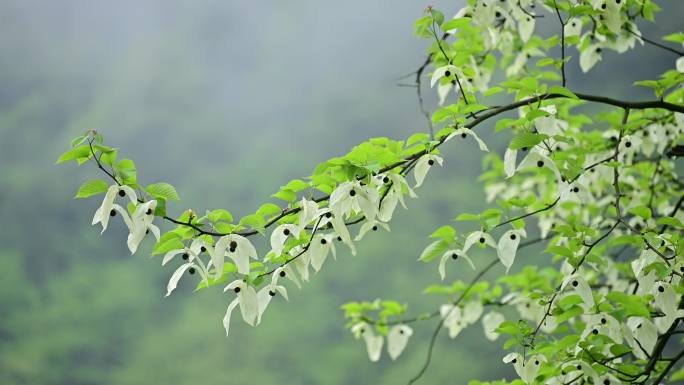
top-left (91, 184), bottom-right (137, 233)
top-left (222, 280), bottom-right (259, 336)
top-left (62, 1), bottom-right (684, 384)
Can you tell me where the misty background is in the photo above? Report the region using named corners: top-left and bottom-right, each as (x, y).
top-left (0, 1), bottom-right (681, 384)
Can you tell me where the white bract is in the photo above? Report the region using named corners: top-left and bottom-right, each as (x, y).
top-left (387, 324), bottom-right (413, 360)
top-left (414, 154), bottom-right (443, 188)
top-left (438, 249), bottom-right (475, 281)
top-left (91, 184), bottom-right (137, 233)
top-left (222, 280), bottom-right (259, 336)
top-left (351, 322), bottom-right (383, 362)
top-left (497, 228), bottom-right (526, 272)
top-left (445, 127), bottom-right (489, 152)
top-left (213, 234), bottom-right (258, 276)
top-left (503, 353), bottom-right (544, 384)
top-left (481, 311), bottom-right (504, 341)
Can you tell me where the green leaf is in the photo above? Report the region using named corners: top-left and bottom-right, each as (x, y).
top-left (628, 205), bottom-right (652, 220)
top-left (430, 225), bottom-right (456, 240)
top-left (152, 237), bottom-right (185, 255)
top-left (418, 240), bottom-right (449, 262)
top-left (146, 182), bottom-right (180, 201)
top-left (442, 17), bottom-right (472, 31)
top-left (56, 145), bottom-right (91, 164)
top-left (272, 189), bottom-right (296, 203)
top-left (75, 179), bottom-right (109, 199)
top-left (509, 133), bottom-right (549, 150)
top-left (116, 159), bottom-right (137, 184)
top-left (549, 85), bottom-right (579, 99)
top-left (207, 209), bottom-right (233, 223)
top-left (256, 203), bottom-right (282, 217)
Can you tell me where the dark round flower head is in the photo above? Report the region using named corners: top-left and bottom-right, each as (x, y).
top-left (283, 228), bottom-right (290, 236)
top-left (325, 212), bottom-right (332, 218)
top-left (625, 141), bottom-right (632, 148)
top-left (510, 234), bottom-right (516, 240)
top-left (383, 176), bottom-right (390, 184)
top-left (573, 187), bottom-right (579, 193)
top-left (512, 358), bottom-right (517, 364)
top-left (321, 238), bottom-right (327, 245)
top-left (461, 132), bottom-right (467, 138)
top-left (200, 246), bottom-right (207, 253)
top-left (350, 190), bottom-right (356, 197)
top-left (479, 237), bottom-right (485, 243)
top-left (537, 160), bottom-right (544, 167)
top-left (444, 70), bottom-right (451, 77)
top-left (337, 236), bottom-right (342, 242)
top-left (118, 189), bottom-right (126, 197)
top-left (372, 225), bottom-right (378, 231)
top-left (603, 380), bottom-right (610, 385)
top-left (188, 267), bottom-right (196, 275)
top-left (234, 287), bottom-right (241, 294)
top-left (658, 285), bottom-right (664, 293)
top-left (230, 241), bottom-right (237, 249)
top-left (572, 280), bottom-right (579, 287)
top-left (451, 253), bottom-right (458, 260)
top-left (399, 329), bottom-right (404, 334)
top-left (279, 270), bottom-right (286, 277)
top-left (428, 159), bottom-right (435, 166)
top-left (592, 329), bottom-right (599, 335)
top-left (182, 253), bottom-right (189, 260)
top-left (110, 209), bottom-right (116, 217)
top-left (269, 290), bottom-right (276, 297)
top-left (146, 208), bottom-right (153, 215)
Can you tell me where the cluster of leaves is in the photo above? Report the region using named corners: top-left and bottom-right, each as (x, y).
top-left (59, 0), bottom-right (684, 384)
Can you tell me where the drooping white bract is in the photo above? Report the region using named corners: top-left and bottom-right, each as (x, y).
top-left (624, 317), bottom-right (657, 360)
top-left (580, 43), bottom-right (603, 73)
top-left (271, 266), bottom-right (301, 289)
top-left (297, 198), bottom-right (324, 234)
top-left (445, 127), bottom-right (489, 152)
top-left (579, 313), bottom-right (622, 345)
top-left (652, 281), bottom-right (684, 332)
top-left (255, 273), bottom-right (289, 325)
top-left (516, 14), bottom-right (535, 43)
top-left (482, 311), bottom-right (505, 341)
top-left (125, 200), bottom-right (161, 254)
top-left (497, 228), bottom-right (526, 272)
top-left (440, 304), bottom-right (465, 338)
top-left (355, 220), bottom-right (390, 241)
top-left (430, 64), bottom-right (459, 88)
top-left (560, 274), bottom-right (594, 308)
top-left (213, 234), bottom-right (258, 276)
top-left (377, 173), bottom-right (417, 222)
top-left (462, 230), bottom-right (497, 254)
top-left (270, 223), bottom-right (301, 258)
top-left (438, 249), bottom-right (475, 281)
top-left (503, 148), bottom-right (517, 178)
top-left (503, 353), bottom-right (544, 384)
top-left (222, 280), bottom-right (259, 336)
top-left (516, 151), bottom-right (561, 182)
top-left (462, 300), bottom-right (484, 325)
top-left (92, 184), bottom-right (138, 233)
top-left (387, 324), bottom-right (413, 360)
top-left (351, 322), bottom-right (383, 362)
top-left (330, 180), bottom-right (380, 222)
top-left (564, 18), bottom-right (582, 37)
top-left (413, 154), bottom-right (444, 188)
top-left (163, 239), bottom-right (211, 297)
top-left (308, 233), bottom-right (337, 272)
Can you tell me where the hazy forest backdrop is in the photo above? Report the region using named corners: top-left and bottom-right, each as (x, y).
top-left (1, 1), bottom-right (682, 384)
